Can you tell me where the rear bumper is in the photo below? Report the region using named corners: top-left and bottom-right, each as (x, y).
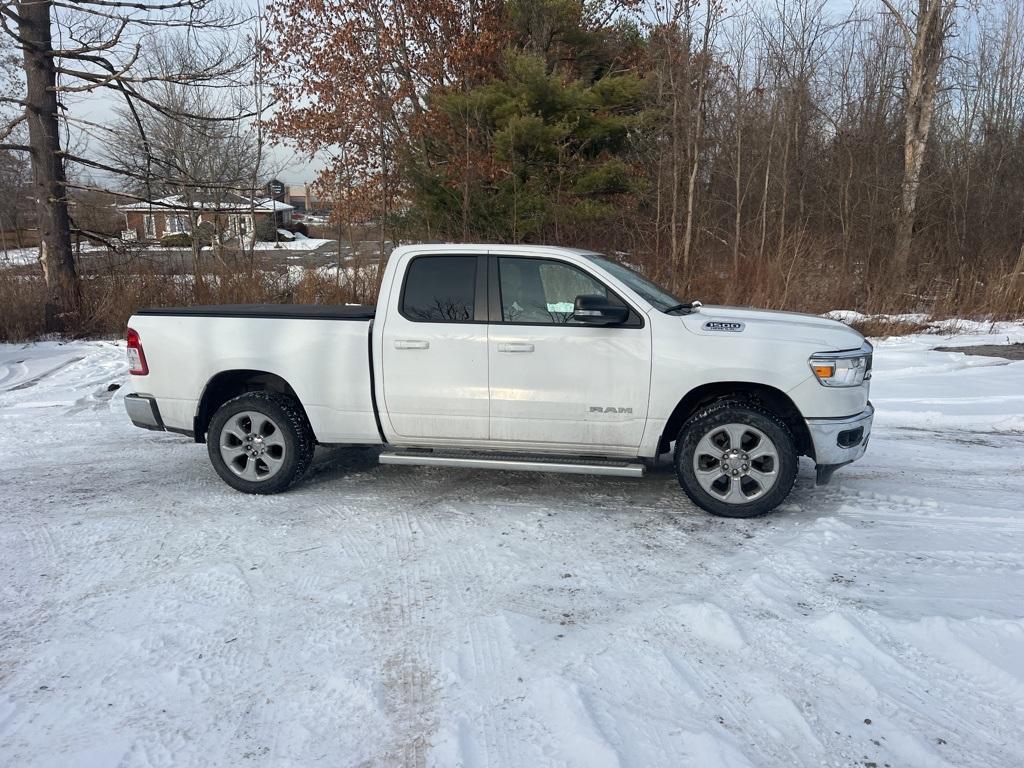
top-left (805, 403), bottom-right (874, 484)
top-left (125, 393), bottom-right (165, 431)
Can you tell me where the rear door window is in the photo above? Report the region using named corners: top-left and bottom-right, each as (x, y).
top-left (401, 256), bottom-right (477, 322)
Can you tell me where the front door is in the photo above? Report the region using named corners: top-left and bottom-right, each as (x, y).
top-left (488, 255), bottom-right (652, 452)
top-left (380, 254), bottom-right (489, 441)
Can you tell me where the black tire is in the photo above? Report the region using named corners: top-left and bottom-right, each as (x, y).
top-left (674, 399), bottom-right (798, 518)
top-left (206, 392), bottom-right (315, 494)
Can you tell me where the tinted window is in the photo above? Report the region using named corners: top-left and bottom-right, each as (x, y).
top-left (402, 256), bottom-right (476, 322)
top-left (499, 257), bottom-right (621, 324)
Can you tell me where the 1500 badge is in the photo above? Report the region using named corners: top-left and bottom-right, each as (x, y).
top-left (703, 320), bottom-right (745, 332)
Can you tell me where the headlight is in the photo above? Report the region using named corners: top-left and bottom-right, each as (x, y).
top-left (809, 345), bottom-right (872, 387)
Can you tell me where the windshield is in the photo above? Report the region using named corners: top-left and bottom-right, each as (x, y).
top-left (581, 253), bottom-right (683, 312)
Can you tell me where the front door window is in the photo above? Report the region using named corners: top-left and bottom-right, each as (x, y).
top-left (497, 257), bottom-right (623, 324)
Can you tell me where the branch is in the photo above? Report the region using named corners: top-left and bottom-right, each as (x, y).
top-left (878, 0), bottom-right (914, 49)
top-left (58, 151), bottom-right (269, 195)
top-left (64, 0), bottom-right (211, 11)
top-left (69, 222), bottom-right (127, 251)
top-left (0, 12), bottom-right (24, 45)
top-left (53, 45), bottom-right (141, 93)
top-left (47, 17), bottom-right (128, 56)
top-left (52, 1), bottom-right (251, 30)
top-left (0, 143), bottom-right (31, 152)
top-left (0, 113), bottom-right (26, 143)
top-left (0, 5), bottom-right (21, 25)
top-left (68, 76), bottom-right (262, 122)
top-left (63, 180), bottom-right (170, 208)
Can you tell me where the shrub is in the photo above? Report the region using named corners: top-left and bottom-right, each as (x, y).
top-left (287, 221), bottom-right (309, 238)
top-left (254, 217), bottom-right (283, 242)
top-left (194, 222), bottom-right (215, 246)
top-left (160, 232), bottom-right (192, 247)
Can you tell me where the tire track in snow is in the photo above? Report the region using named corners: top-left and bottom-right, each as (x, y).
top-left (2, 356), bottom-right (84, 392)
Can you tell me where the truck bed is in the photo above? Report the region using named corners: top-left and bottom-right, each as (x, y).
top-left (135, 304), bottom-right (376, 320)
top-left (127, 308), bottom-right (380, 443)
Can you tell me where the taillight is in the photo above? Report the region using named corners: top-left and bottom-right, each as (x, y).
top-left (126, 327), bottom-right (149, 375)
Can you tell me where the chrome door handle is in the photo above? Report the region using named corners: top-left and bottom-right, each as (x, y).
top-left (394, 339), bottom-right (429, 350)
top-left (498, 343), bottom-right (534, 353)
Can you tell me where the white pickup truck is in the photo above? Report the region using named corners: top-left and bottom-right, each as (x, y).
top-left (124, 244), bottom-right (873, 517)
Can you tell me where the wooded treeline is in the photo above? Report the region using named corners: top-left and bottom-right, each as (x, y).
top-left (268, 0), bottom-right (1024, 316)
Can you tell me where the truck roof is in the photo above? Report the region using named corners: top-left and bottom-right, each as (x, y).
top-left (390, 243), bottom-right (600, 258)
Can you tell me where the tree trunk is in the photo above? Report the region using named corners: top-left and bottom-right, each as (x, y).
top-left (893, 0), bottom-right (951, 273)
top-left (18, 0), bottom-right (79, 332)
top-left (668, 65), bottom-right (681, 288)
top-left (733, 115), bottom-right (742, 279)
top-left (681, 11), bottom-right (716, 282)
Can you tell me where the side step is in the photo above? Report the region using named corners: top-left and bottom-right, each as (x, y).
top-left (378, 450), bottom-right (645, 478)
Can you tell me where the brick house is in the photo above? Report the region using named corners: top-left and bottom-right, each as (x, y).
top-left (118, 193), bottom-right (294, 242)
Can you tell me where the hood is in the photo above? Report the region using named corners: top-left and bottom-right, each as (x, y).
top-left (680, 305), bottom-right (865, 351)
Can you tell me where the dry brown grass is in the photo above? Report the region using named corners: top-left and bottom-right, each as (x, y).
top-left (673, 232), bottom-right (1024, 332)
top-left (0, 251), bottom-right (380, 341)
top-left (844, 317), bottom-right (930, 337)
top-left (1, 241), bottom-right (1021, 342)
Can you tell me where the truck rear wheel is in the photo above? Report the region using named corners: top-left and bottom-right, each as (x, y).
top-left (674, 400), bottom-right (798, 518)
top-left (207, 392), bottom-right (314, 494)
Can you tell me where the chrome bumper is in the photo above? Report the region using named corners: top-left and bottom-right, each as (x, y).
top-left (805, 403), bottom-right (873, 483)
top-left (125, 393), bottom-right (164, 431)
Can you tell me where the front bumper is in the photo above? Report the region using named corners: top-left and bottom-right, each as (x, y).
top-left (125, 393), bottom-right (165, 431)
top-left (805, 402), bottom-right (874, 484)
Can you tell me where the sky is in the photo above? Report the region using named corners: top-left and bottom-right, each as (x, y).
top-left (72, 94), bottom-right (327, 188)
top-left (62, 0), bottom-right (326, 190)
top-left (65, 0), bottom-right (859, 193)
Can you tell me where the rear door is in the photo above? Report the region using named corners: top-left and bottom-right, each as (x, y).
top-left (487, 254), bottom-right (652, 452)
top-left (380, 253), bottom-right (489, 441)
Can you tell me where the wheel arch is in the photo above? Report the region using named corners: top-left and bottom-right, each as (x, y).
top-left (194, 369), bottom-right (312, 443)
top-left (659, 382), bottom-right (813, 459)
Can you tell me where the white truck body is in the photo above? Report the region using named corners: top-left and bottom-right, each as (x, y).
top-left (126, 244), bottom-right (873, 514)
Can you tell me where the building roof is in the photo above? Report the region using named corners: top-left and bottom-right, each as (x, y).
top-left (118, 193), bottom-right (294, 213)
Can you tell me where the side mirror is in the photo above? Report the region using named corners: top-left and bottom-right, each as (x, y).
top-left (572, 294), bottom-right (629, 326)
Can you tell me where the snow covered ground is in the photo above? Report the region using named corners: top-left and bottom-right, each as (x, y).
top-left (1, 322), bottom-right (1023, 768)
top-left (253, 238), bottom-right (337, 252)
top-left (0, 246), bottom-right (39, 267)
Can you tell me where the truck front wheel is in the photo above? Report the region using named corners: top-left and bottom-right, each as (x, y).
top-left (207, 392), bottom-right (314, 494)
top-left (674, 400), bottom-right (798, 518)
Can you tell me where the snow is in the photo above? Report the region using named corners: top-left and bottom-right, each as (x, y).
top-left (252, 238), bottom-right (336, 251)
top-left (825, 309), bottom-right (932, 326)
top-left (0, 246), bottom-right (39, 266)
top-left (2, 324), bottom-right (1023, 767)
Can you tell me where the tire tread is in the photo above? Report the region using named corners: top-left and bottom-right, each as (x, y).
top-left (674, 398), bottom-right (798, 518)
top-left (207, 392), bottom-right (314, 494)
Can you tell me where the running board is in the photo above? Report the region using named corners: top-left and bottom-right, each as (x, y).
top-left (378, 450), bottom-right (645, 478)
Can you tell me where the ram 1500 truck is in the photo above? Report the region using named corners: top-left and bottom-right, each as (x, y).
top-left (124, 244), bottom-right (873, 517)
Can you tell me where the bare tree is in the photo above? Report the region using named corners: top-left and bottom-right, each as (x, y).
top-left (882, 0), bottom-right (958, 273)
top-left (104, 36), bottom-right (265, 295)
top-left (0, 0), bottom-right (250, 331)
